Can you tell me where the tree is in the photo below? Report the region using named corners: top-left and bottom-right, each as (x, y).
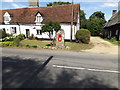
top-left (86, 11), bottom-right (106, 36)
top-left (47, 1), bottom-right (71, 6)
top-left (41, 21), bottom-right (61, 40)
top-left (80, 10), bottom-right (87, 29)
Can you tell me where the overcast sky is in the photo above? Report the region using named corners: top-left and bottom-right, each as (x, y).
top-left (0, 0), bottom-right (119, 21)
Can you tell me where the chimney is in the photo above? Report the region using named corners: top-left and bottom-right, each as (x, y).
top-left (112, 10), bottom-right (117, 15)
top-left (29, 0), bottom-right (39, 7)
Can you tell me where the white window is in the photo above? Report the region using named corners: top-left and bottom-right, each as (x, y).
top-left (4, 12), bottom-right (11, 24)
top-left (36, 30), bottom-right (42, 35)
top-left (35, 13), bottom-right (43, 23)
top-left (11, 27), bottom-right (17, 34)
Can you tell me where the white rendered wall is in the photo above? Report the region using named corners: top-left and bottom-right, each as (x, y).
top-left (0, 25), bottom-right (20, 36)
top-left (0, 22), bottom-right (79, 40)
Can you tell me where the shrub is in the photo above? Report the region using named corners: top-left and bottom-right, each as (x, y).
top-left (28, 36), bottom-right (33, 40)
top-left (16, 34), bottom-right (25, 40)
top-left (110, 37), bottom-right (117, 42)
top-left (76, 29), bottom-right (90, 44)
top-left (34, 37), bottom-right (38, 40)
top-left (0, 30), bottom-right (7, 39)
top-left (26, 44), bottom-right (31, 48)
top-left (13, 38), bottom-right (20, 47)
top-left (4, 36), bottom-right (15, 41)
top-left (31, 45), bottom-right (37, 48)
top-left (0, 42), bottom-right (13, 47)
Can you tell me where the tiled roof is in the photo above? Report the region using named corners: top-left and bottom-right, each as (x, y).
top-left (0, 4), bottom-right (80, 24)
top-left (104, 10), bottom-right (120, 28)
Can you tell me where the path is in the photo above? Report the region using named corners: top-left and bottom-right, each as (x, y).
top-left (82, 37), bottom-right (118, 55)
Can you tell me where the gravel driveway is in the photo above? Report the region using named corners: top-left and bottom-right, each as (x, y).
top-left (82, 37), bottom-right (118, 55)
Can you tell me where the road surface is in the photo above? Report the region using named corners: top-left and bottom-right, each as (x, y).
top-left (1, 48), bottom-right (119, 88)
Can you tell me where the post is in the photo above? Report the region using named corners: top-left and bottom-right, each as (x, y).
top-left (70, 0), bottom-right (74, 42)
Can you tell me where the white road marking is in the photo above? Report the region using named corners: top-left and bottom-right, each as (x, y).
top-left (53, 65), bottom-right (120, 74)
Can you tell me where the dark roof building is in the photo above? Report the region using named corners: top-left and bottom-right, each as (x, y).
top-left (104, 10), bottom-right (120, 41)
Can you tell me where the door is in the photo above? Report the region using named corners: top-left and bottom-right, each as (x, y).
top-left (26, 29), bottom-right (30, 38)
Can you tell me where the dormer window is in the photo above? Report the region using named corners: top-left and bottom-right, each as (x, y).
top-left (4, 12), bottom-right (11, 24)
top-left (35, 13), bottom-right (43, 24)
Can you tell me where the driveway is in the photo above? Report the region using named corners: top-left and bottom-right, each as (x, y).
top-left (82, 37), bottom-right (118, 55)
top-left (1, 48), bottom-right (119, 88)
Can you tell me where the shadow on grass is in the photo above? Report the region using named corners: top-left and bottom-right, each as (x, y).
top-left (2, 56), bottom-right (118, 89)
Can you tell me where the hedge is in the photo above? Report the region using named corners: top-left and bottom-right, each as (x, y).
top-left (76, 29), bottom-right (90, 44)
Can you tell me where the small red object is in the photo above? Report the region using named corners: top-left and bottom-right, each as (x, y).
top-left (58, 34), bottom-right (62, 42)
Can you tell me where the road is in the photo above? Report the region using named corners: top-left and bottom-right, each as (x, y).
top-left (1, 48), bottom-right (119, 88)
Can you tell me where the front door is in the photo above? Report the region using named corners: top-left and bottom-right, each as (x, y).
top-left (26, 29), bottom-right (30, 38)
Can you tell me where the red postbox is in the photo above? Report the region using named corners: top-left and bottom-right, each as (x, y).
top-left (58, 34), bottom-right (62, 42)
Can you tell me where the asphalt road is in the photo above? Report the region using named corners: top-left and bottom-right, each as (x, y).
top-left (1, 48), bottom-right (119, 89)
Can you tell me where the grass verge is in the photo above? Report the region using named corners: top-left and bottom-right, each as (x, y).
top-left (102, 37), bottom-right (119, 46)
top-left (0, 40), bottom-right (94, 51)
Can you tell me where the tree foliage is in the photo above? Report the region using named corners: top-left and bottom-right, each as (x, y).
top-left (47, 1), bottom-right (71, 6)
top-left (41, 21), bottom-right (61, 40)
top-left (86, 11), bottom-right (106, 36)
top-left (80, 10), bottom-right (87, 29)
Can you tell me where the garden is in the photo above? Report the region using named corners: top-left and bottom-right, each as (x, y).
top-left (0, 29), bottom-right (94, 52)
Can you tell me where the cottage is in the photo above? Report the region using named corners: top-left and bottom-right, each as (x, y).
top-left (103, 10), bottom-right (120, 41)
top-left (0, 1), bottom-right (80, 40)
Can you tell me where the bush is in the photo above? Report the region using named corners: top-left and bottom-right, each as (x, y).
top-left (0, 42), bottom-right (13, 47)
top-left (13, 38), bottom-right (20, 47)
top-left (4, 36), bottom-right (15, 41)
top-left (0, 30), bottom-right (7, 39)
top-left (76, 29), bottom-right (90, 44)
top-left (28, 36), bottom-right (33, 40)
top-left (31, 45), bottom-right (37, 48)
top-left (26, 44), bottom-right (31, 48)
top-left (16, 34), bottom-right (25, 40)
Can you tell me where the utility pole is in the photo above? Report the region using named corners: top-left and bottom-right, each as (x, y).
top-left (70, 0), bottom-right (74, 42)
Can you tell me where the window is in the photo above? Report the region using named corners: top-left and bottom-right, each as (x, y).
top-left (36, 30), bottom-right (42, 35)
top-left (4, 16), bottom-right (9, 21)
top-left (11, 27), bottom-right (17, 34)
top-left (4, 12), bottom-right (11, 24)
top-left (37, 16), bottom-right (41, 22)
top-left (35, 13), bottom-right (43, 23)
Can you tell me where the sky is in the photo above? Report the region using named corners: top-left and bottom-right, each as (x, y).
top-left (0, 0), bottom-right (119, 21)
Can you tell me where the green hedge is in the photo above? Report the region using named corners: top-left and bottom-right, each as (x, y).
top-left (76, 29), bottom-right (90, 44)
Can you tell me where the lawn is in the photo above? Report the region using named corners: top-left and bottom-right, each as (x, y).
top-left (20, 40), bottom-right (93, 51)
top-left (65, 42), bottom-right (93, 51)
top-left (20, 40), bottom-right (51, 47)
top-left (0, 40), bottom-right (94, 51)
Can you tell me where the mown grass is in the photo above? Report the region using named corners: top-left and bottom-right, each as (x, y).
top-left (20, 40), bottom-right (93, 51)
top-left (20, 40), bottom-right (52, 47)
top-left (65, 42), bottom-right (93, 51)
top-left (1, 40), bottom-right (94, 51)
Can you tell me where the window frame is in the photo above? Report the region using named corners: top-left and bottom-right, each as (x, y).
top-left (36, 29), bottom-right (42, 35)
top-left (11, 27), bottom-right (17, 34)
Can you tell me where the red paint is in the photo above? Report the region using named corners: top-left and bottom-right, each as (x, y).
top-left (58, 34), bottom-right (62, 42)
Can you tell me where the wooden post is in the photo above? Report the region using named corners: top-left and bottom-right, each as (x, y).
top-left (70, 0), bottom-right (74, 42)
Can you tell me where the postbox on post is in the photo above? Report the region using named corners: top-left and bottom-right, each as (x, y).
top-left (58, 34), bottom-right (62, 42)
top-left (56, 29), bottom-right (65, 47)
